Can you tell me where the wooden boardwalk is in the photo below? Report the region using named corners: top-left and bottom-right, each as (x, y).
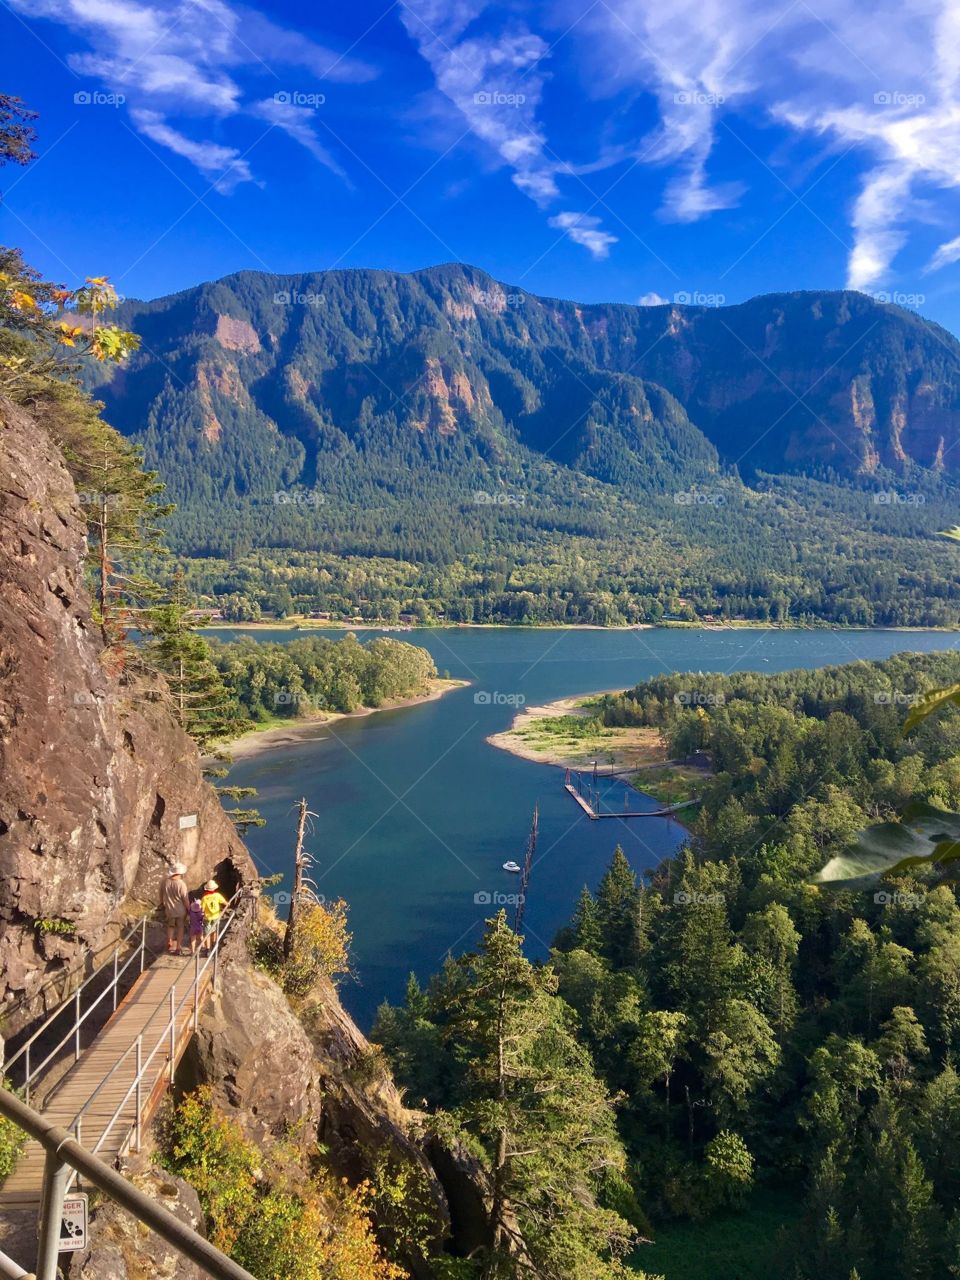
top-left (1, 952), bottom-right (210, 1206)
top-left (563, 782), bottom-right (700, 820)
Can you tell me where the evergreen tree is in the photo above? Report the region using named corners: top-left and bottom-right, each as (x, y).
top-left (596, 847), bottom-right (643, 968)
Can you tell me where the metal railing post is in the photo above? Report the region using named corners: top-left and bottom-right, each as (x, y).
top-left (74, 989), bottom-right (81, 1062)
top-left (134, 1036), bottom-right (142, 1152)
top-left (35, 1147), bottom-right (70, 1280)
top-left (113, 946), bottom-right (119, 1012)
top-left (213, 930), bottom-right (219, 992)
top-left (24, 1045), bottom-right (30, 1107)
top-left (193, 950), bottom-right (200, 1030)
top-left (168, 987), bottom-right (176, 1085)
top-left (140, 916), bottom-right (146, 974)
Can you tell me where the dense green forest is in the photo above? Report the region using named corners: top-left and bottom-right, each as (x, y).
top-left (377, 650), bottom-right (960, 1279)
top-left (83, 266), bottom-right (960, 627)
top-left (208, 632), bottom-right (438, 719)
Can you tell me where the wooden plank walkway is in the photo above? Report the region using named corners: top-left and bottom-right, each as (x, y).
top-left (563, 782), bottom-right (701, 820)
top-left (0, 952), bottom-right (210, 1206)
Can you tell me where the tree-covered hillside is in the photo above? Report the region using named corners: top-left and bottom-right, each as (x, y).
top-left (87, 267), bottom-right (960, 626)
top-left (379, 649), bottom-right (960, 1279)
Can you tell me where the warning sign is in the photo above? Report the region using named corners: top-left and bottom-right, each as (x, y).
top-left (59, 1194), bottom-right (87, 1252)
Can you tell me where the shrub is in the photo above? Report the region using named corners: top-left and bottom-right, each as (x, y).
top-left (284, 900), bottom-right (351, 996)
top-left (161, 1087), bottom-right (402, 1279)
top-left (0, 1081), bottom-right (25, 1180)
top-left (703, 1131), bottom-right (755, 1210)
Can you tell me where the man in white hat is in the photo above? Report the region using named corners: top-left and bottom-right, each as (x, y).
top-left (161, 862), bottom-right (189, 956)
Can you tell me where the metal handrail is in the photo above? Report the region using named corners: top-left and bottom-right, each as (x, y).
top-left (0, 1086), bottom-right (256, 1280)
top-left (64, 890), bottom-right (244, 1188)
top-left (3, 916), bottom-right (151, 1104)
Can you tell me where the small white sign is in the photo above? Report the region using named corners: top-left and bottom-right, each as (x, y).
top-left (59, 1193), bottom-right (87, 1252)
top-left (178, 814), bottom-right (198, 830)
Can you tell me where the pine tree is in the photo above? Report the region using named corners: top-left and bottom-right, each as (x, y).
top-left (596, 847), bottom-right (643, 968)
top-left (144, 570), bottom-right (250, 750)
top-left (435, 912), bottom-right (636, 1278)
top-left (571, 885), bottom-right (604, 955)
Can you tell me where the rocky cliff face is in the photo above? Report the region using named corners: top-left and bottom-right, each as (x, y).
top-left (0, 395), bottom-right (254, 1037)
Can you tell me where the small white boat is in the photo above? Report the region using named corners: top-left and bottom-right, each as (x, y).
top-left (502, 861), bottom-right (521, 873)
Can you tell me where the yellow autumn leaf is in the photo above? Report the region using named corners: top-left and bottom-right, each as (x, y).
top-left (8, 289), bottom-right (37, 311)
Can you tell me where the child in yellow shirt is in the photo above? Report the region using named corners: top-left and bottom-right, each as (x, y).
top-left (201, 879), bottom-right (228, 954)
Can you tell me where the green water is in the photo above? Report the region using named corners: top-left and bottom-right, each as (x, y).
top-left (212, 626), bottom-right (959, 1026)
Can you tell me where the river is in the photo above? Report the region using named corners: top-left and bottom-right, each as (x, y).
top-left (209, 625), bottom-right (959, 1027)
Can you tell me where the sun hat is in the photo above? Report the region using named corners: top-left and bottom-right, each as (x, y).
top-left (168, 862), bottom-right (187, 876)
top-left (205, 879), bottom-right (219, 891)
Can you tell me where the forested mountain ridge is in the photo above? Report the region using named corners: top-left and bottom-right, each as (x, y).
top-left (86, 265), bottom-right (960, 626)
top-left (96, 265), bottom-right (960, 482)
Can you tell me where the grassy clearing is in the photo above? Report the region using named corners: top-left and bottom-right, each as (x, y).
top-left (505, 710), bottom-right (667, 770)
top-left (632, 1192), bottom-right (801, 1279)
top-left (630, 763), bottom-right (707, 807)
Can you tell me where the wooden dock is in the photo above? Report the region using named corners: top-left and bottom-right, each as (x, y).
top-left (0, 952), bottom-right (210, 1206)
top-left (563, 781), bottom-right (699, 820)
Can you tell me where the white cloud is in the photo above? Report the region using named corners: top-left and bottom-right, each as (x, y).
top-left (567, 0), bottom-right (960, 289)
top-left (638, 291), bottom-right (668, 305)
top-left (250, 98), bottom-right (348, 181)
top-left (130, 107), bottom-right (254, 191)
top-left (9, 0), bottom-right (374, 188)
top-left (926, 233), bottom-right (960, 274)
top-left (548, 211), bottom-right (618, 258)
top-left (399, 0), bottom-right (616, 255)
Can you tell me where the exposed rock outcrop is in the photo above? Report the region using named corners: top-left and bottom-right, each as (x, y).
top-left (65, 1165), bottom-right (207, 1280)
top-left (188, 952), bottom-right (451, 1276)
top-left (0, 396), bottom-right (254, 1037)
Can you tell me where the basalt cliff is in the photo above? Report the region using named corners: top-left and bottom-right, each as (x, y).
top-left (0, 394), bottom-right (514, 1278)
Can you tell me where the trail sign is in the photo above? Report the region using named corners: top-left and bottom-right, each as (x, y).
top-left (59, 1193), bottom-right (87, 1252)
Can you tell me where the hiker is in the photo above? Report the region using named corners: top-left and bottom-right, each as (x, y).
top-left (161, 862), bottom-right (189, 956)
top-left (200, 879), bottom-right (228, 954)
top-left (188, 893), bottom-right (205, 955)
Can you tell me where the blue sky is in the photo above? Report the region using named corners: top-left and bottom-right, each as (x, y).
top-left (2, 0), bottom-right (960, 331)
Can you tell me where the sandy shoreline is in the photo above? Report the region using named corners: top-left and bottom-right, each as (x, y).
top-left (486, 688), bottom-right (668, 772)
top-left (211, 678), bottom-right (469, 761)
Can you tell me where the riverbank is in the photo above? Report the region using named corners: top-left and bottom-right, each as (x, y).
top-left (211, 677), bottom-right (469, 760)
top-left (486, 690), bottom-right (669, 772)
top-left (199, 618), bottom-right (959, 635)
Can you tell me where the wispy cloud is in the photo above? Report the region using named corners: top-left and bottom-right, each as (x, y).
top-left (548, 210), bottom-right (617, 258)
top-left (569, 0), bottom-right (960, 288)
top-left (131, 106), bottom-right (254, 190)
top-left (399, 0), bottom-right (617, 256)
top-left (10, 0), bottom-right (375, 188)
